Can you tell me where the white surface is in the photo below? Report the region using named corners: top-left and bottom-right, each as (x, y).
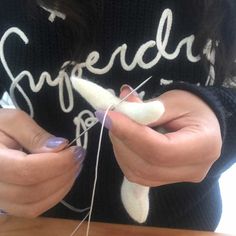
top-left (216, 163), bottom-right (236, 235)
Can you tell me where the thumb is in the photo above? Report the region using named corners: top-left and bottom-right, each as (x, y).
top-left (119, 84), bottom-right (143, 103)
top-left (0, 109), bottom-right (68, 153)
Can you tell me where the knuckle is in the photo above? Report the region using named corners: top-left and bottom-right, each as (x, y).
top-left (10, 109), bottom-right (29, 124)
top-left (190, 173), bottom-right (206, 183)
top-left (9, 109), bottom-right (26, 119)
top-left (207, 141), bottom-right (222, 159)
top-left (205, 130), bottom-right (222, 162)
top-left (0, 109), bottom-right (26, 126)
top-left (205, 150), bottom-right (221, 165)
top-left (213, 146), bottom-right (222, 160)
top-left (30, 130), bottom-right (48, 149)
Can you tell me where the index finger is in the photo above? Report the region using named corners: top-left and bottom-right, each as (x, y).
top-left (0, 146), bottom-right (84, 185)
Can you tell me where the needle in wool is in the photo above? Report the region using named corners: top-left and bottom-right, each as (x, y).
top-left (67, 76), bottom-right (152, 147)
top-left (67, 76), bottom-right (154, 236)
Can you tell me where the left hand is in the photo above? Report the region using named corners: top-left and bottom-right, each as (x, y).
top-left (102, 86), bottom-right (222, 187)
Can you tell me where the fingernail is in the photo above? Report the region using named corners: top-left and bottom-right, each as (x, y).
top-left (45, 137), bottom-right (68, 148)
top-left (74, 146), bottom-right (86, 163)
top-left (95, 110), bottom-right (112, 130)
top-left (0, 209), bottom-right (7, 215)
top-left (120, 84), bottom-right (139, 97)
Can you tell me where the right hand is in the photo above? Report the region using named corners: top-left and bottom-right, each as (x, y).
top-left (0, 109), bottom-right (85, 218)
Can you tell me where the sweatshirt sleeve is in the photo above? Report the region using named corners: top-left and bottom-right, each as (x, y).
top-left (161, 82), bottom-right (236, 177)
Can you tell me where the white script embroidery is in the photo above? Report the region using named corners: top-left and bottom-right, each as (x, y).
top-left (41, 6), bottom-right (66, 22)
top-left (0, 9), bottom-right (201, 117)
top-left (0, 9), bottom-right (204, 145)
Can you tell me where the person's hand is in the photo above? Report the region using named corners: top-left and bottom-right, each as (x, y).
top-left (0, 109), bottom-right (85, 217)
top-left (95, 86), bottom-right (222, 187)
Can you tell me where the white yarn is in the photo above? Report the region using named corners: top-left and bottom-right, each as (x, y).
top-left (85, 106), bottom-right (112, 236)
top-left (69, 106), bottom-right (112, 236)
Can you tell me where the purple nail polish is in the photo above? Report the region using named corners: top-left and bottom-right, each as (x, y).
top-left (0, 209), bottom-right (7, 215)
top-left (74, 146), bottom-right (86, 163)
top-left (95, 110), bottom-right (112, 130)
top-left (45, 137), bottom-right (68, 148)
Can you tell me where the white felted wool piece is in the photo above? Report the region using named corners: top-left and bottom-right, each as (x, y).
top-left (71, 77), bottom-right (121, 110)
top-left (121, 177), bottom-right (150, 223)
top-left (115, 101), bottom-right (164, 125)
top-left (71, 77), bottom-right (165, 125)
top-left (71, 76), bottom-right (165, 223)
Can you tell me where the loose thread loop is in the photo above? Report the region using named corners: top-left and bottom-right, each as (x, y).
top-left (85, 105), bottom-right (113, 236)
top-left (67, 76), bottom-right (153, 236)
top-left (69, 105), bottom-right (112, 236)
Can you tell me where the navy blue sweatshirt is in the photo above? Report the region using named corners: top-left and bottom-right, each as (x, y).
top-left (0, 0), bottom-right (236, 231)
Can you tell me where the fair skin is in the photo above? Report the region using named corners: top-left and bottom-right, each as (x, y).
top-left (109, 87), bottom-right (222, 187)
top-left (0, 109), bottom-right (81, 217)
top-left (0, 88), bottom-right (222, 217)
